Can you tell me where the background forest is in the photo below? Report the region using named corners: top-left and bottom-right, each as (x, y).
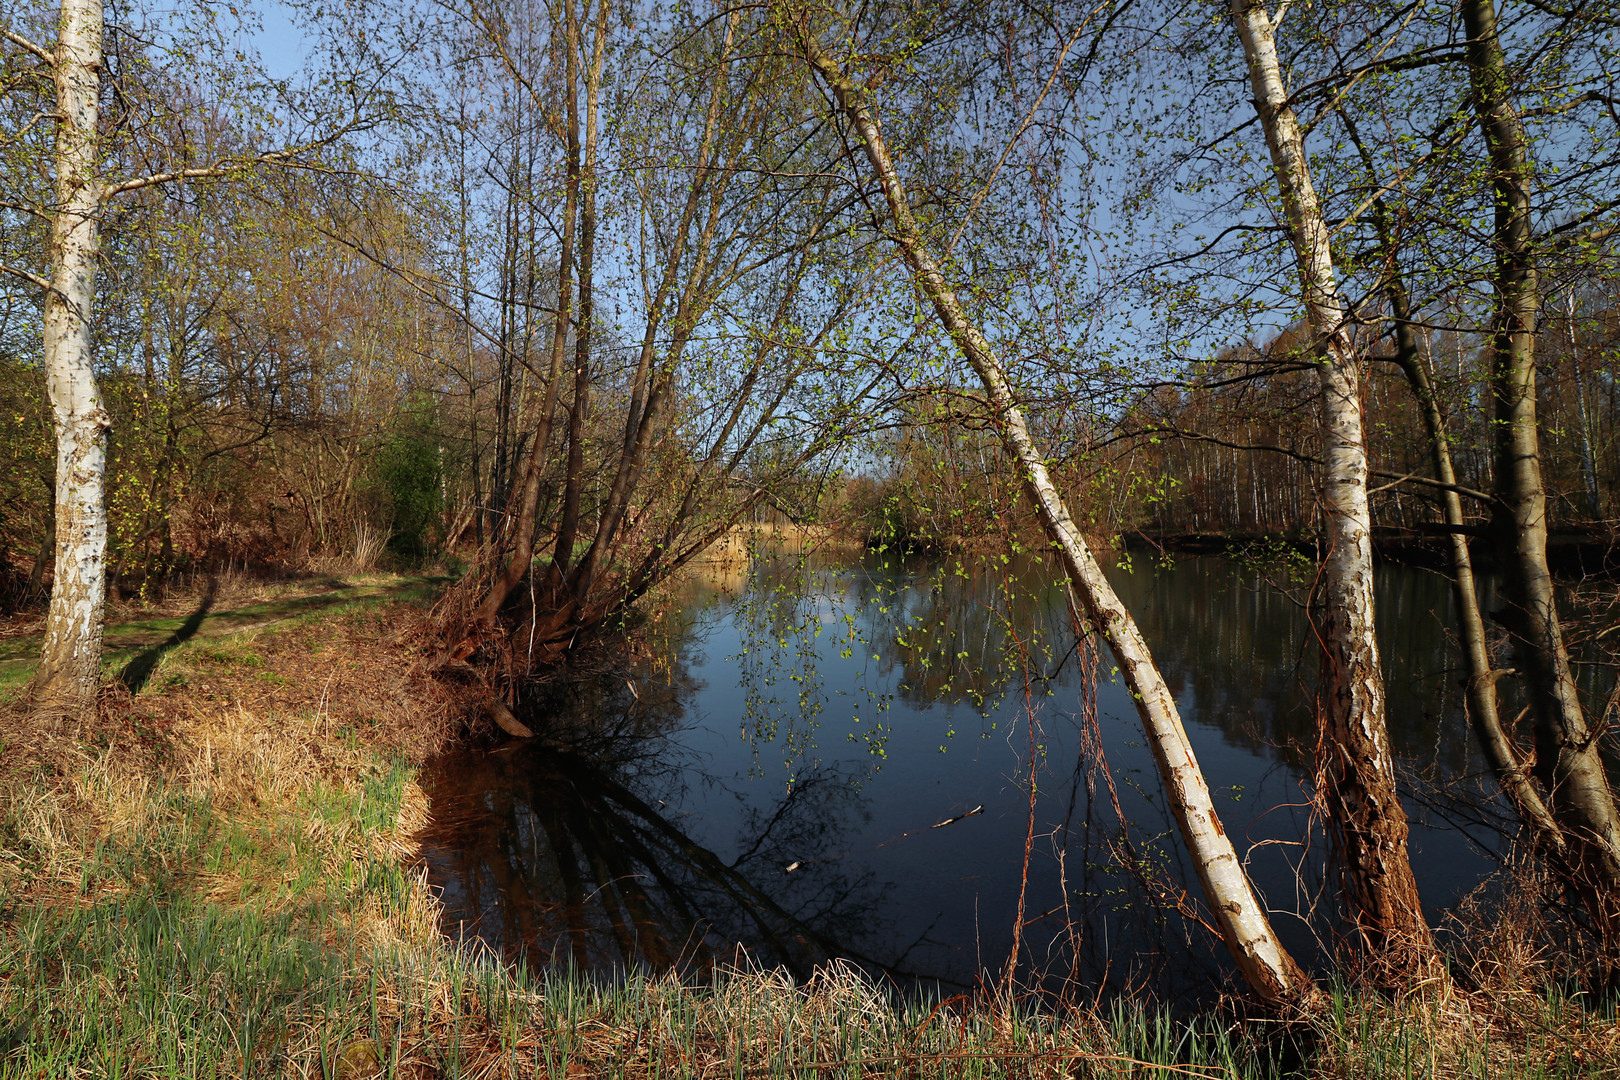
top-left (0, 0), bottom-right (1614, 598)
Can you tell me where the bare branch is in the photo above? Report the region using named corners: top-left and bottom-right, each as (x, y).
top-left (0, 198), bottom-right (49, 220)
top-left (2, 28), bottom-right (55, 66)
top-left (944, 7), bottom-right (1100, 255)
top-left (1521, 89), bottom-right (1616, 120)
top-left (0, 263), bottom-right (49, 291)
top-left (1371, 470), bottom-right (1496, 505)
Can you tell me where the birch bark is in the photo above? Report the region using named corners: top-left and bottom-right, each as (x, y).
top-left (796, 22), bottom-right (1316, 1009)
top-left (33, 0), bottom-right (110, 709)
top-left (1230, 0), bottom-right (1441, 983)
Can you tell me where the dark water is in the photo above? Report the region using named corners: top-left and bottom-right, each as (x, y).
top-left (419, 551), bottom-right (1608, 1001)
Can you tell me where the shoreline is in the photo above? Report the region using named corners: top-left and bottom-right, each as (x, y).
top-left (0, 576), bottom-right (1612, 1076)
top-left (1124, 528), bottom-right (1620, 576)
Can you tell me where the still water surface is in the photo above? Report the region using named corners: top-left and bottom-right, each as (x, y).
top-left (422, 552), bottom-right (1551, 1000)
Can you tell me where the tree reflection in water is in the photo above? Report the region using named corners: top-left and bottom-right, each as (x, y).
top-left (417, 551), bottom-right (1598, 1001)
top-left (420, 671), bottom-right (892, 980)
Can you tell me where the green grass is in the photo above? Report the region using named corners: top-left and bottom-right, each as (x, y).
top-left (1, 737), bottom-right (1300, 1079)
top-left (0, 745), bottom-right (440, 1078)
top-left (0, 574), bottom-right (447, 695)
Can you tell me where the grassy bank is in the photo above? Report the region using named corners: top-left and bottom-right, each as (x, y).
top-left (0, 571), bottom-right (450, 697)
top-left (1, 582), bottom-right (1616, 1077)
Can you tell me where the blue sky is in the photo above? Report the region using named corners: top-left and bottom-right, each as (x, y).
top-left (250, 2), bottom-right (311, 79)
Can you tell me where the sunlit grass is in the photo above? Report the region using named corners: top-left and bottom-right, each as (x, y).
top-left (0, 573), bottom-right (448, 692)
top-left (6, 738), bottom-right (1612, 1078)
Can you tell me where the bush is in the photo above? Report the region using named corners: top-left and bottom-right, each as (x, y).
top-left (377, 402), bottom-right (443, 560)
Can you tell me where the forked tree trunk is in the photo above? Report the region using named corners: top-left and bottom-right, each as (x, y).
top-left (1231, 0), bottom-right (1442, 985)
top-left (1461, 0), bottom-right (1620, 929)
top-left (33, 0), bottom-right (110, 710)
top-left (797, 23), bottom-right (1316, 1009)
top-left (472, 0), bottom-right (583, 632)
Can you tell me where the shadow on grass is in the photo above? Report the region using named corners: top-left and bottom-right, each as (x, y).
top-left (119, 578), bottom-right (218, 694)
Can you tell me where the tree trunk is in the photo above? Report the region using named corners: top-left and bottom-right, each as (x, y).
top-left (1340, 101), bottom-right (1568, 855)
top-left (33, 0), bottom-right (110, 710)
top-left (797, 22), bottom-right (1316, 1009)
top-left (1564, 293), bottom-right (1603, 521)
top-left (565, 13), bottom-right (738, 605)
top-left (1231, 0), bottom-right (1441, 984)
top-left (472, 3), bottom-right (583, 631)
top-left (1461, 0), bottom-right (1620, 928)
top-left (551, 0), bottom-right (608, 587)
top-left (1388, 281), bottom-right (1564, 853)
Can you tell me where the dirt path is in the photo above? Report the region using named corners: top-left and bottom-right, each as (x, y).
top-left (0, 574), bottom-right (446, 694)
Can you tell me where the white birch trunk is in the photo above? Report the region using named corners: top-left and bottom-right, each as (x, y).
top-left (797, 26), bottom-right (1315, 1008)
top-left (34, 0), bottom-right (109, 708)
top-left (1231, 0), bottom-right (1439, 981)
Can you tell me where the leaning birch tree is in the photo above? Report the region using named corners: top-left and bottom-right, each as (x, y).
top-left (787, 7), bottom-right (1317, 1009)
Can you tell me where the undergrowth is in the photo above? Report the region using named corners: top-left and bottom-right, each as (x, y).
top-left (0, 591), bottom-right (1617, 1077)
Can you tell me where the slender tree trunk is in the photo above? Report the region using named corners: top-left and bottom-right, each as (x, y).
top-left (34, 0), bottom-right (110, 710)
top-left (473, 3), bottom-right (582, 631)
top-left (456, 96), bottom-right (485, 550)
top-left (1231, 0), bottom-right (1440, 984)
top-left (1388, 281), bottom-right (1564, 852)
top-left (552, 0), bottom-right (608, 586)
top-left (566, 14), bottom-right (737, 604)
top-left (1341, 100), bottom-right (1569, 856)
top-left (27, 500), bottom-right (55, 604)
top-left (1461, 0), bottom-right (1620, 928)
top-left (797, 22), bottom-right (1315, 1009)
top-left (1564, 293), bottom-right (1603, 521)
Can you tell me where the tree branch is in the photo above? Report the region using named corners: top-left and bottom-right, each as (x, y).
top-left (2, 29), bottom-right (54, 66)
top-left (0, 263), bottom-right (49, 291)
top-left (104, 127), bottom-right (368, 197)
top-left (1371, 470), bottom-right (1496, 505)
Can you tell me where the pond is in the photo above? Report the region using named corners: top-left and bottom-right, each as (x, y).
top-left (419, 548), bottom-right (1597, 1002)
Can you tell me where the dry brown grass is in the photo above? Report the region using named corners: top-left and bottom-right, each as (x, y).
top-left (5, 589), bottom-right (1620, 1078)
top-left (692, 522), bottom-right (861, 566)
top-left (0, 595), bottom-right (471, 904)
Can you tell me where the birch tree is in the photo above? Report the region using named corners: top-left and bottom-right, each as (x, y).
top-left (1229, 0), bottom-right (1442, 985)
top-left (21, 0), bottom-right (107, 707)
top-left (788, 7), bottom-right (1317, 1009)
top-left (0, 0), bottom-right (395, 709)
top-left (1289, 0), bottom-right (1620, 945)
top-left (1459, 0), bottom-right (1620, 935)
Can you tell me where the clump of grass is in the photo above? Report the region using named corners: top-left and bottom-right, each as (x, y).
top-left (1313, 979), bottom-right (1620, 1078)
top-left (189, 641), bottom-right (266, 671)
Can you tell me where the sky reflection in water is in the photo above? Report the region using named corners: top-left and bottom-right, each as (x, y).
top-left (422, 551), bottom-right (1533, 1002)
